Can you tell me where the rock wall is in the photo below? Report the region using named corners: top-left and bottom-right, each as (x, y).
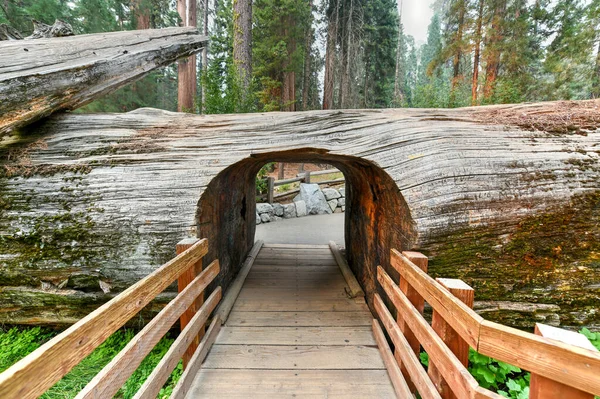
top-left (256, 184), bottom-right (346, 224)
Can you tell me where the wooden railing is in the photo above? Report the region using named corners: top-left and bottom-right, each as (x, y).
top-left (258, 168), bottom-right (344, 203)
top-left (0, 238), bottom-right (221, 399)
top-left (374, 249), bottom-right (600, 399)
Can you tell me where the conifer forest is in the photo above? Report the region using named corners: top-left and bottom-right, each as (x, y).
top-left (2, 0), bottom-right (598, 114)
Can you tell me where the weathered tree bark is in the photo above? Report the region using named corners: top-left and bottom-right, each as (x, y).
top-left (0, 23), bottom-right (22, 40)
top-left (233, 0), bottom-right (252, 92)
top-left (27, 19), bottom-right (74, 39)
top-left (472, 0), bottom-right (484, 105)
top-left (1, 101), bottom-right (599, 328)
top-left (323, 0), bottom-right (338, 110)
top-left (177, 0), bottom-right (198, 112)
top-left (0, 27), bottom-right (208, 137)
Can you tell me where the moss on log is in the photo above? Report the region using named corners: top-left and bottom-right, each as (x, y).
top-left (0, 101), bottom-right (599, 328)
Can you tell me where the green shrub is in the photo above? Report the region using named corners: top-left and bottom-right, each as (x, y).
top-left (419, 328), bottom-right (600, 398)
top-left (580, 328), bottom-right (600, 351)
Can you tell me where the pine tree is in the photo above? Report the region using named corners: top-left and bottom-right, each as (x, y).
top-left (543, 0), bottom-right (590, 100)
top-left (362, 0), bottom-right (399, 108)
top-left (253, 0), bottom-right (311, 111)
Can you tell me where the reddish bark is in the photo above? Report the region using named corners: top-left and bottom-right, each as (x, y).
top-left (177, 0), bottom-right (197, 112)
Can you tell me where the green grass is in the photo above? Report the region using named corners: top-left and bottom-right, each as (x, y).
top-left (0, 327), bottom-right (182, 399)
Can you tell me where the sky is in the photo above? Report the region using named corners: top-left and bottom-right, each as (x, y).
top-left (401, 0), bottom-right (435, 45)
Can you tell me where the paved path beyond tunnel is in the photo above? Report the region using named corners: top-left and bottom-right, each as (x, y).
top-left (186, 244), bottom-right (395, 398)
top-left (255, 213), bottom-right (344, 245)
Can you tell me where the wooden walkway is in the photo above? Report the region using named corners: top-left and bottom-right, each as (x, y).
top-left (187, 244), bottom-right (396, 398)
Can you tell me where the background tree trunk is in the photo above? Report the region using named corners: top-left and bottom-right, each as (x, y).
top-left (202, 0), bottom-right (209, 112)
top-left (302, 0), bottom-right (313, 111)
top-left (472, 0), bottom-right (484, 105)
top-left (483, 0), bottom-right (507, 101)
top-left (323, 0), bottom-right (338, 110)
top-left (233, 0), bottom-right (252, 92)
top-left (178, 0), bottom-right (198, 112)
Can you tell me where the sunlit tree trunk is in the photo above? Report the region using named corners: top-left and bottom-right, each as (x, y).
top-left (471, 0), bottom-right (484, 105)
top-left (233, 0), bottom-right (252, 93)
top-left (178, 0), bottom-right (197, 112)
top-left (483, 0), bottom-right (506, 102)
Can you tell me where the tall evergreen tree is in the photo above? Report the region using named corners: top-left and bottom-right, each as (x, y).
top-left (543, 0), bottom-right (590, 100)
top-left (362, 0), bottom-right (399, 108)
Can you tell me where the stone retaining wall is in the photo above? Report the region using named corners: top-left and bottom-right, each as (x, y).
top-left (256, 184), bottom-right (345, 224)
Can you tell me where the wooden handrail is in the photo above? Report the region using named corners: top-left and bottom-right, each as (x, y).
top-left (378, 249), bottom-right (600, 398)
top-left (76, 259), bottom-right (220, 398)
top-left (0, 238), bottom-right (221, 399)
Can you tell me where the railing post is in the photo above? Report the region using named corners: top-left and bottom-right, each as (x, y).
top-left (267, 177), bottom-right (275, 204)
top-left (428, 278), bottom-right (475, 399)
top-left (304, 171), bottom-right (311, 183)
top-left (529, 323), bottom-right (598, 399)
top-left (176, 238), bottom-right (204, 369)
top-left (395, 250), bottom-right (427, 392)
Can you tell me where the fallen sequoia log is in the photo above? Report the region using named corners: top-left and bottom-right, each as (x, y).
top-left (0, 100), bottom-right (599, 329)
top-left (0, 27), bottom-right (208, 136)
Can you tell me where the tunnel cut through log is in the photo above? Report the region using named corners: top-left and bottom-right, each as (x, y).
top-left (195, 148), bottom-right (417, 307)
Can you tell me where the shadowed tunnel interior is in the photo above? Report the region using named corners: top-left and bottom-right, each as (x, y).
top-left (195, 148), bottom-right (418, 309)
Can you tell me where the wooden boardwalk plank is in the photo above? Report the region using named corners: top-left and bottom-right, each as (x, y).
top-left (226, 311), bottom-right (372, 327)
top-left (217, 327), bottom-right (376, 346)
top-left (187, 245), bottom-right (393, 398)
top-left (237, 287), bottom-right (350, 300)
top-left (203, 345), bottom-right (385, 370)
top-left (187, 369), bottom-right (396, 398)
top-left (230, 298), bottom-right (368, 312)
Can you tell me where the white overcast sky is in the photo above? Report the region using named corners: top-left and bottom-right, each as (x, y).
top-left (400, 0), bottom-right (435, 45)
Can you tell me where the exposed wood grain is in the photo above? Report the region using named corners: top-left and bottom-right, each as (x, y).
top-left (372, 318), bottom-right (415, 399)
top-left (478, 320), bottom-right (600, 396)
top-left (214, 240), bottom-right (263, 324)
top-left (374, 293), bottom-right (441, 399)
top-left (391, 250), bottom-right (483, 348)
top-left (76, 258), bottom-right (218, 399)
top-left (226, 311), bottom-right (373, 327)
top-left (187, 369), bottom-right (397, 398)
top-left (378, 267), bottom-right (483, 399)
top-left (0, 28), bottom-right (207, 135)
top-left (0, 239), bottom-right (207, 399)
top-left (329, 241), bottom-right (364, 298)
top-left (218, 326), bottom-right (375, 345)
top-left (3, 102), bottom-right (600, 327)
top-left (203, 344), bottom-right (385, 369)
top-left (133, 287), bottom-right (222, 399)
top-left (428, 278), bottom-right (475, 399)
top-left (170, 317), bottom-right (221, 399)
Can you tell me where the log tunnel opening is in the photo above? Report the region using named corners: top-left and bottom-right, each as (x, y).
top-left (195, 148), bottom-right (418, 309)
